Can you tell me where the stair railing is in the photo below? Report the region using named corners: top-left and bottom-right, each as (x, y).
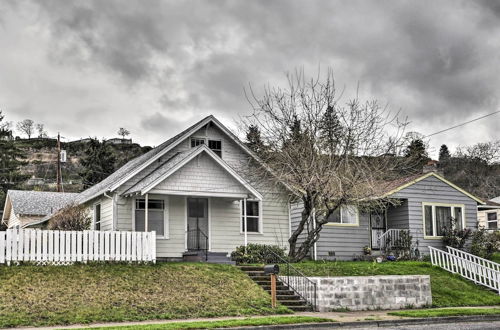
top-left (265, 247), bottom-right (317, 311)
top-left (378, 229), bottom-right (406, 251)
top-left (446, 246), bottom-right (500, 273)
top-left (429, 246), bottom-right (500, 294)
top-left (187, 227), bottom-right (208, 261)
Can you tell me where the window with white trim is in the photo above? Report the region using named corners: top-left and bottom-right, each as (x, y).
top-left (135, 199), bottom-right (166, 236)
top-left (241, 200), bottom-right (260, 233)
top-left (423, 203), bottom-right (464, 237)
top-left (327, 205), bottom-right (358, 225)
top-left (208, 140), bottom-right (222, 157)
top-left (94, 204), bottom-right (101, 230)
top-left (487, 212), bottom-right (498, 230)
top-left (191, 137), bottom-right (205, 147)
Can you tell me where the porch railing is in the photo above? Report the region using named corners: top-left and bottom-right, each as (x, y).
top-left (446, 246), bottom-right (500, 273)
top-left (377, 229), bottom-right (406, 251)
top-left (0, 229), bottom-right (156, 265)
top-left (265, 247), bottom-right (317, 311)
top-left (186, 227), bottom-right (208, 261)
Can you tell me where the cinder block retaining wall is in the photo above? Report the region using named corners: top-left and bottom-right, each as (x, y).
top-left (308, 275), bottom-right (432, 311)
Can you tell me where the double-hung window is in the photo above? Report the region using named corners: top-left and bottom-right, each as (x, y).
top-left (94, 204), bottom-right (101, 230)
top-left (487, 212), bottom-right (498, 230)
top-left (423, 203), bottom-right (464, 237)
top-left (241, 200), bottom-right (260, 233)
top-left (327, 205), bottom-right (358, 225)
top-left (191, 137), bottom-right (205, 147)
top-left (135, 199), bottom-right (166, 237)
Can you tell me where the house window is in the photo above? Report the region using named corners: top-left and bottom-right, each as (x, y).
top-left (423, 203), bottom-right (464, 237)
top-left (327, 205), bottom-right (358, 225)
top-left (208, 140), bottom-right (222, 157)
top-left (135, 199), bottom-right (165, 237)
top-left (191, 137), bottom-right (205, 148)
top-left (487, 212), bottom-right (498, 230)
top-left (241, 200), bottom-right (260, 233)
top-left (94, 204), bottom-right (101, 230)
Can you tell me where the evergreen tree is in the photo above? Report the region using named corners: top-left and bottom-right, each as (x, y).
top-left (245, 124), bottom-right (266, 154)
top-left (404, 138), bottom-right (429, 172)
top-left (0, 110), bottom-right (28, 208)
top-left (438, 144), bottom-right (451, 163)
top-left (319, 105), bottom-right (343, 154)
top-left (79, 138), bottom-right (117, 188)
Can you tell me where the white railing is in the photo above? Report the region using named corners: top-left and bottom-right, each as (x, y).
top-left (429, 246), bottom-right (500, 294)
top-left (446, 246), bottom-right (500, 273)
top-left (377, 229), bottom-right (406, 250)
top-left (0, 229), bottom-right (156, 265)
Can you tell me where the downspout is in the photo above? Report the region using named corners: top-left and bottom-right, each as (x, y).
top-left (243, 197), bottom-right (248, 250)
top-left (145, 193), bottom-right (149, 233)
top-left (312, 207), bottom-right (317, 261)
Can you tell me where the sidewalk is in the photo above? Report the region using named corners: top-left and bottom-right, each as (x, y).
top-left (9, 306), bottom-right (500, 330)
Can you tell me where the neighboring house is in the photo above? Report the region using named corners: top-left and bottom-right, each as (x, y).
top-left (478, 198), bottom-right (500, 230)
top-left (291, 172), bottom-right (485, 261)
top-left (22, 115), bottom-right (291, 261)
top-left (1, 190), bottom-right (78, 228)
top-left (106, 138), bottom-right (132, 144)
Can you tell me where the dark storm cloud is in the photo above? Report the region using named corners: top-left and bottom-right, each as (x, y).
top-left (2, 0), bottom-right (499, 148)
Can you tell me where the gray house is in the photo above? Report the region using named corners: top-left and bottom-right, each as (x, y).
top-left (20, 115), bottom-right (291, 261)
top-left (291, 172), bottom-right (485, 260)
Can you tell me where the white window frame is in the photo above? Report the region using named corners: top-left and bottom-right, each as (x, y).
top-left (190, 137), bottom-right (206, 148)
top-left (240, 199), bottom-right (263, 234)
top-left (93, 203), bottom-right (101, 231)
top-left (132, 196), bottom-right (169, 239)
top-left (487, 212), bottom-right (498, 230)
top-left (325, 205), bottom-right (359, 227)
top-left (422, 202), bottom-right (465, 239)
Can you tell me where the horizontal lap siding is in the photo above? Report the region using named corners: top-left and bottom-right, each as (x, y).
top-left (387, 201), bottom-right (409, 229)
top-left (290, 202), bottom-right (370, 261)
top-left (315, 212), bottom-right (370, 260)
top-left (86, 196), bottom-right (113, 231)
top-left (156, 196), bottom-right (185, 258)
top-left (391, 175), bottom-right (478, 255)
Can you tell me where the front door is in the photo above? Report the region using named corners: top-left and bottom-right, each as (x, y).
top-left (187, 198), bottom-right (209, 251)
top-left (370, 210), bottom-right (386, 250)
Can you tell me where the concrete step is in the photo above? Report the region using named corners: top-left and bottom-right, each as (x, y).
top-left (277, 294), bottom-right (301, 300)
top-left (288, 305), bottom-right (313, 312)
top-left (238, 266), bottom-right (264, 271)
top-left (278, 300), bottom-right (308, 306)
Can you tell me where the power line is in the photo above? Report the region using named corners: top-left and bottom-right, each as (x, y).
top-left (424, 110), bottom-right (500, 138)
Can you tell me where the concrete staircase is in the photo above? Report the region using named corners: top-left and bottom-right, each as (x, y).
top-left (182, 251), bottom-right (235, 264)
top-left (238, 265), bottom-right (313, 312)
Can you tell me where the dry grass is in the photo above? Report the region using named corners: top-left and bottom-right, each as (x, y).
top-left (0, 263), bottom-right (290, 328)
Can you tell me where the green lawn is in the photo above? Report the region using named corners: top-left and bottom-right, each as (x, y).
top-left (0, 263), bottom-right (290, 328)
top-left (288, 261), bottom-right (500, 307)
top-left (72, 316), bottom-right (334, 330)
top-left (389, 307), bottom-right (500, 318)
top-left (490, 252), bottom-right (500, 264)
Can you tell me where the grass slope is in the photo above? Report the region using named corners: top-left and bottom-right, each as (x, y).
top-left (389, 308), bottom-right (500, 318)
top-left (0, 263), bottom-right (289, 328)
top-left (74, 316), bottom-right (334, 330)
top-left (289, 261), bottom-right (500, 307)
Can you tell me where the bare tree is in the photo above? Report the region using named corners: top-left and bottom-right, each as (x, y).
top-left (36, 123), bottom-right (47, 138)
top-left (242, 68), bottom-right (415, 261)
top-left (117, 127), bottom-right (130, 139)
top-left (16, 119), bottom-right (35, 139)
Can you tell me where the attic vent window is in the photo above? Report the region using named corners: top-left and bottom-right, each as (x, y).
top-left (191, 138), bottom-right (205, 147)
top-left (208, 140), bottom-right (222, 157)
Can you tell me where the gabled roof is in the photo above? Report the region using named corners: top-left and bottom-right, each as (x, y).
top-left (377, 172), bottom-right (485, 204)
top-left (78, 114), bottom-right (278, 203)
top-left (124, 145), bottom-right (263, 200)
top-left (5, 190), bottom-right (78, 216)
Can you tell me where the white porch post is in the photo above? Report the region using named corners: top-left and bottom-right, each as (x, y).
top-left (312, 208), bottom-right (317, 261)
top-left (243, 197), bottom-right (248, 248)
top-left (145, 193), bottom-right (149, 232)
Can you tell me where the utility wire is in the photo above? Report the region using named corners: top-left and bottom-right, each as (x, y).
top-left (424, 110), bottom-right (500, 138)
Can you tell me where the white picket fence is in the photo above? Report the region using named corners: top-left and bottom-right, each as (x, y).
top-left (0, 229), bottom-right (156, 265)
top-left (429, 246), bottom-right (500, 294)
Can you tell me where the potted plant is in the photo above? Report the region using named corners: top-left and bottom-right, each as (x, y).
top-left (363, 246), bottom-right (372, 255)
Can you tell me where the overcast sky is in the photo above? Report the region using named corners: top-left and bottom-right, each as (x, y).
top-left (1, 0), bottom-right (499, 157)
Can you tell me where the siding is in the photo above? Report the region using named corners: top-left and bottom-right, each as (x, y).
top-left (85, 196), bottom-right (113, 231)
top-left (478, 209), bottom-right (500, 229)
top-left (386, 201), bottom-right (409, 229)
top-left (390, 175), bottom-right (479, 254)
top-left (151, 153), bottom-right (249, 196)
top-left (290, 202), bottom-right (370, 260)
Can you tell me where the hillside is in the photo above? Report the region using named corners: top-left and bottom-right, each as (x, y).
top-left (13, 138), bottom-right (151, 193)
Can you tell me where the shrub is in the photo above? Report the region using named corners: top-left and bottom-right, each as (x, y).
top-left (470, 229), bottom-right (500, 259)
top-left (442, 217), bottom-right (472, 249)
top-left (48, 203), bottom-right (91, 231)
top-left (231, 244), bottom-right (286, 264)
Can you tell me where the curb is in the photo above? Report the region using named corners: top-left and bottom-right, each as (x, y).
top-left (229, 314), bottom-right (500, 329)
